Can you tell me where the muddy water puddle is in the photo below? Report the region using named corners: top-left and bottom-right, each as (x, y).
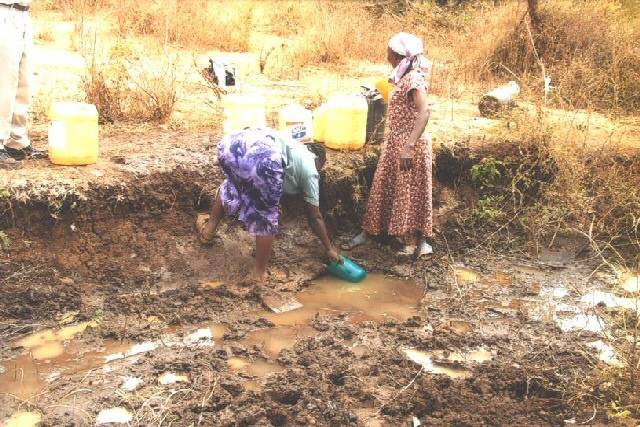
top-left (1, 274), bottom-right (423, 401)
top-left (227, 357), bottom-right (284, 377)
top-left (0, 324), bottom-right (217, 400)
top-left (0, 335), bottom-right (131, 401)
top-left (242, 325), bottom-right (317, 357)
top-left (267, 273), bottom-right (424, 324)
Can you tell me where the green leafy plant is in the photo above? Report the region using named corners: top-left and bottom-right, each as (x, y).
top-left (473, 195), bottom-right (506, 223)
top-left (471, 157), bottom-right (504, 190)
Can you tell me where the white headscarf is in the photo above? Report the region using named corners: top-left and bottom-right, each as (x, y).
top-left (388, 32), bottom-right (432, 84)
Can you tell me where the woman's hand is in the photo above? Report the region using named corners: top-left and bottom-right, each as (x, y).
top-left (400, 144), bottom-right (414, 171)
top-left (326, 247), bottom-right (341, 263)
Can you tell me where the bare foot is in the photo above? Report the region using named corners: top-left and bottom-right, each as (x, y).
top-left (196, 215), bottom-right (219, 246)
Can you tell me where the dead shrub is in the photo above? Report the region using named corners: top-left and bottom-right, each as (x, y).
top-left (485, 1), bottom-right (640, 113)
top-left (285, 2), bottom-right (395, 68)
top-left (83, 41), bottom-right (178, 124)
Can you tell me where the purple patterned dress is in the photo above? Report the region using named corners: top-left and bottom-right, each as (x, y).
top-left (217, 129), bottom-right (284, 236)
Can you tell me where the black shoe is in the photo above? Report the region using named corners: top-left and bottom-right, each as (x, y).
top-left (6, 145), bottom-right (46, 160)
top-left (5, 145), bottom-right (32, 161)
top-left (0, 148), bottom-right (20, 169)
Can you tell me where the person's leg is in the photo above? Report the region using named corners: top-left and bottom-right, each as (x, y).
top-left (5, 10), bottom-right (31, 152)
top-left (253, 235), bottom-right (275, 280)
top-left (199, 191), bottom-right (224, 242)
top-left (0, 8), bottom-right (22, 151)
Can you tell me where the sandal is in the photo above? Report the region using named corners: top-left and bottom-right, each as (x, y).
top-left (341, 231), bottom-right (368, 250)
top-left (416, 241), bottom-right (433, 258)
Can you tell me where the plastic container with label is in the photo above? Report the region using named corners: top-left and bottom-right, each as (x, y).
top-left (278, 103), bottom-right (313, 143)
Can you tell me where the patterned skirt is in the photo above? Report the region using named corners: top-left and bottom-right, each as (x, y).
top-left (362, 134), bottom-right (433, 238)
top-left (217, 129), bottom-right (284, 236)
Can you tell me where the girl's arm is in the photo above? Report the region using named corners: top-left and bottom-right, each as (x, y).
top-left (306, 203), bottom-right (340, 262)
top-left (400, 88), bottom-right (431, 171)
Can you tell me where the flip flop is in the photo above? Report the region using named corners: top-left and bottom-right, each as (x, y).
top-left (341, 231), bottom-right (368, 250)
top-left (416, 241), bottom-right (434, 258)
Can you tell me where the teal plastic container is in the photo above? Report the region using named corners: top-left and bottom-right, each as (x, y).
top-left (327, 257), bottom-right (367, 283)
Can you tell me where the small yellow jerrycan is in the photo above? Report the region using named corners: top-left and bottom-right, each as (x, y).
top-left (48, 102), bottom-right (99, 166)
top-left (375, 78), bottom-right (392, 104)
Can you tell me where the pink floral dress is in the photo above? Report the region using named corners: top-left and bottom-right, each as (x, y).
top-left (363, 69), bottom-right (433, 237)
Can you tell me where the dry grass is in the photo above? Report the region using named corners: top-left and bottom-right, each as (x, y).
top-left (83, 41), bottom-right (178, 124)
top-left (112, 0), bottom-right (254, 52)
top-left (263, 2), bottom-right (397, 67)
top-left (484, 1), bottom-right (640, 114)
top-left (472, 107), bottom-right (640, 252)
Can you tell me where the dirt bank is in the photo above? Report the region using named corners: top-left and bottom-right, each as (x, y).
top-left (2, 128), bottom-right (635, 426)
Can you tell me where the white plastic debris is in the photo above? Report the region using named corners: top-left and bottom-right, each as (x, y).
top-left (580, 291), bottom-right (639, 312)
top-left (556, 314), bottom-right (603, 333)
top-left (158, 372), bottom-right (190, 385)
top-left (588, 341), bottom-right (624, 368)
top-left (183, 328), bottom-right (214, 347)
top-left (96, 407), bottom-right (133, 425)
top-left (121, 376), bottom-right (143, 392)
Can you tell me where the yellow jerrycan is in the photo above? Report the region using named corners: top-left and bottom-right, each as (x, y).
top-left (324, 94), bottom-right (368, 150)
top-left (375, 78), bottom-right (392, 104)
top-left (48, 102), bottom-right (99, 166)
top-left (312, 103), bottom-right (328, 143)
top-left (222, 93), bottom-right (266, 135)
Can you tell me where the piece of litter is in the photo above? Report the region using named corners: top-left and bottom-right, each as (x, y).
top-left (105, 352), bottom-right (125, 363)
top-left (580, 291), bottom-right (622, 308)
top-left (580, 291), bottom-right (639, 312)
top-left (4, 411), bottom-right (42, 427)
top-left (261, 292), bottom-right (303, 314)
top-left (403, 348), bottom-right (471, 379)
top-left (159, 372), bottom-right (190, 385)
top-left (551, 287), bottom-right (569, 299)
top-left (622, 274), bottom-right (640, 293)
top-left (46, 371), bottom-right (61, 383)
top-left (121, 376), bottom-right (143, 392)
top-left (96, 407), bottom-right (133, 425)
top-left (556, 314), bottom-right (603, 333)
top-left (183, 328), bottom-right (214, 347)
top-left (413, 416), bottom-right (421, 427)
top-left (128, 341), bottom-right (158, 355)
top-left (554, 303), bottom-right (582, 314)
top-left (588, 340), bottom-right (624, 368)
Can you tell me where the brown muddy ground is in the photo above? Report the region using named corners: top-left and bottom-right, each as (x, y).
top-left (0, 132), bottom-right (634, 426)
